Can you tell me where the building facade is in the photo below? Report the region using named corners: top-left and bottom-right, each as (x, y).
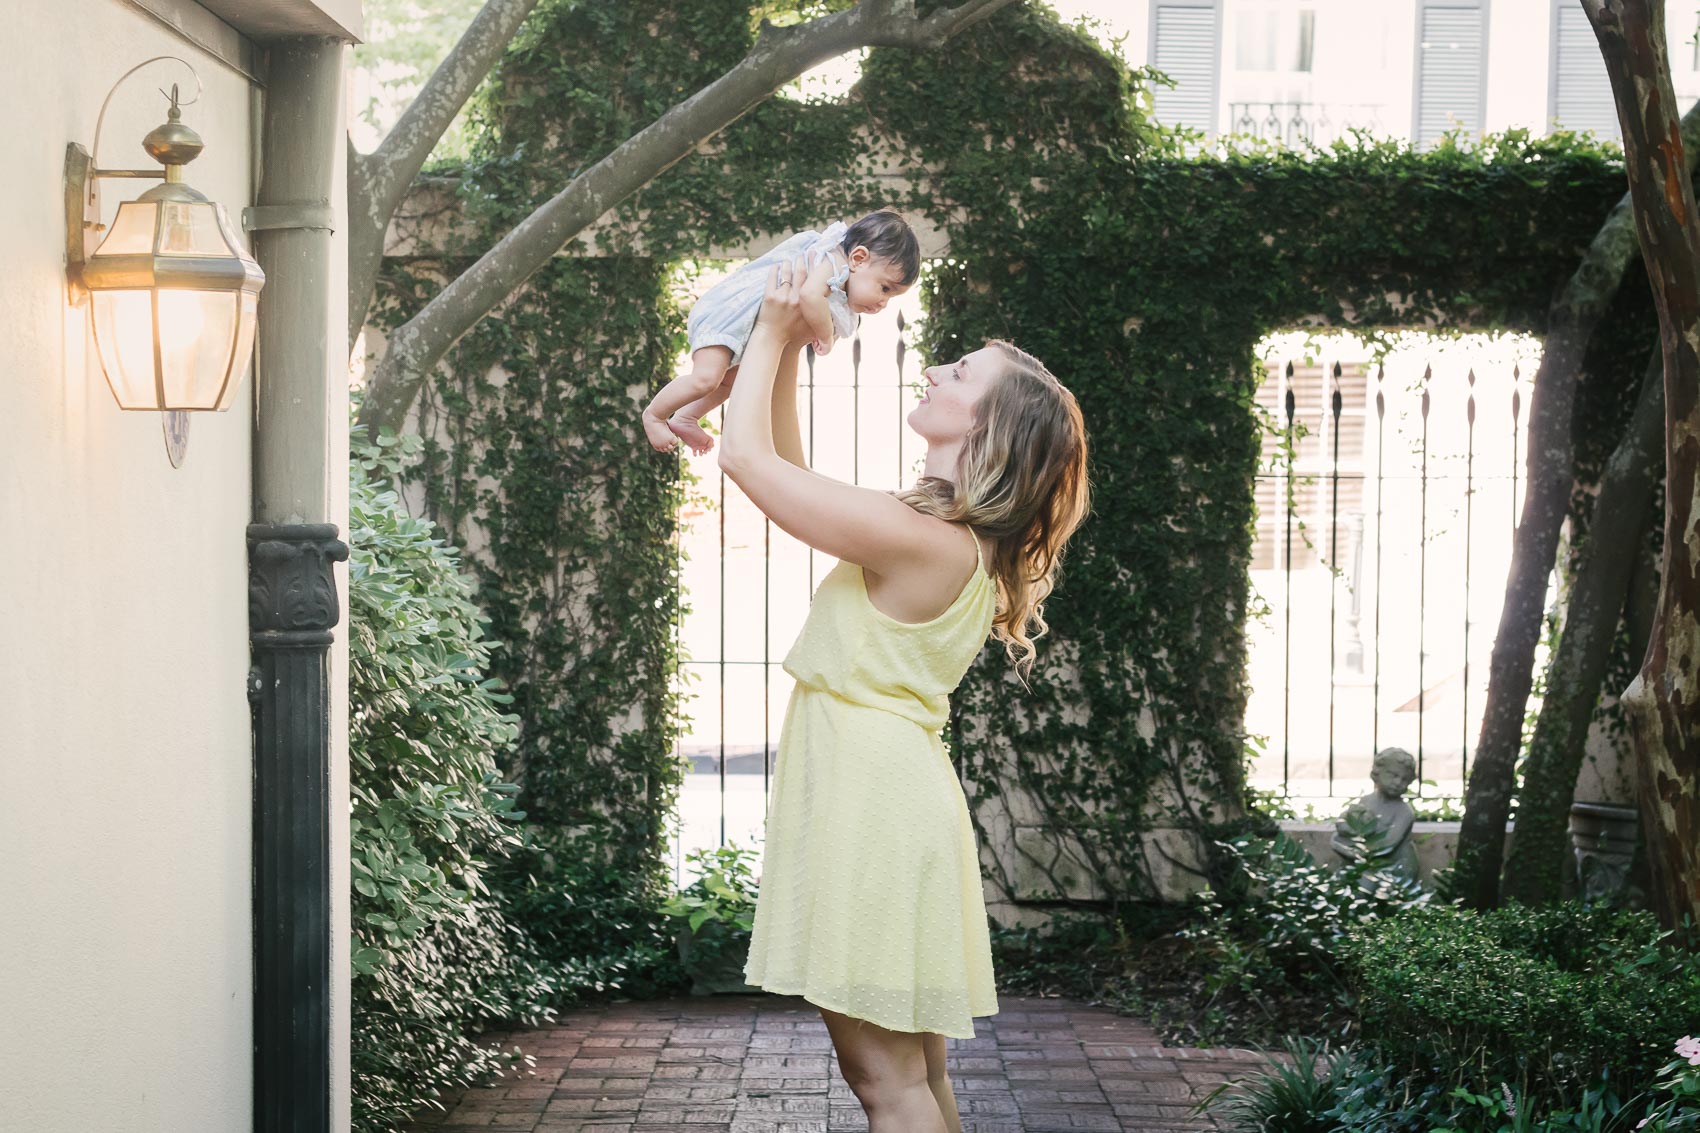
top-left (1126, 0), bottom-right (1700, 147)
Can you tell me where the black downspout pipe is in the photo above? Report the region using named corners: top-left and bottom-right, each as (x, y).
top-left (248, 524), bottom-right (346, 1132)
top-left (247, 33), bottom-right (348, 1131)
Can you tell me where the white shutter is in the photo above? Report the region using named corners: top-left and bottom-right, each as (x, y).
top-left (1415, 3), bottom-right (1486, 146)
top-left (1552, 4), bottom-right (1619, 141)
top-left (1152, 3), bottom-right (1221, 137)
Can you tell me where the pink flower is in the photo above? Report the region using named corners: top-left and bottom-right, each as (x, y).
top-left (1677, 1035), bottom-right (1700, 1066)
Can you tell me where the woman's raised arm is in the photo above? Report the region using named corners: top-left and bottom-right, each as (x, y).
top-left (718, 259), bottom-right (936, 573)
top-left (771, 341), bottom-right (807, 469)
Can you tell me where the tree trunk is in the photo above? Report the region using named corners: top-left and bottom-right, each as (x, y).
top-left (1625, 491), bottom-right (1664, 667)
top-left (1582, 0), bottom-right (1700, 932)
top-left (355, 0), bottom-right (1017, 438)
top-left (1501, 348), bottom-right (1664, 905)
top-left (1452, 96), bottom-right (1700, 910)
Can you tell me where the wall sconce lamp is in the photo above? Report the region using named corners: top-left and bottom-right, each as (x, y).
top-left (65, 57), bottom-right (265, 465)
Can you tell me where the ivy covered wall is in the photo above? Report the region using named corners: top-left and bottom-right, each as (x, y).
top-left (371, 0), bottom-right (1646, 930)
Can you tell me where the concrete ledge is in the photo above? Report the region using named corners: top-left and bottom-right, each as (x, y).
top-left (986, 819), bottom-right (1519, 927)
top-left (1279, 819), bottom-right (1512, 888)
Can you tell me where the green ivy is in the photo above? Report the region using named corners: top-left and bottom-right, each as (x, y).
top-left (347, 431), bottom-right (563, 1132)
top-left (369, 253), bottom-right (695, 986)
top-left (370, 0), bottom-right (1650, 944)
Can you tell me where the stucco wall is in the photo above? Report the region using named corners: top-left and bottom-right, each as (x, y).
top-left (0, 3), bottom-right (260, 1127)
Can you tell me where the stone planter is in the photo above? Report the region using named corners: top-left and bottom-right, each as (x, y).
top-left (1568, 801), bottom-right (1639, 902)
top-left (675, 918), bottom-right (762, 996)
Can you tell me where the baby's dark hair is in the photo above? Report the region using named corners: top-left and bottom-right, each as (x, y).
top-left (841, 208), bottom-right (920, 286)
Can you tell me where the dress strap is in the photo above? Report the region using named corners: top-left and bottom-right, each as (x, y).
top-left (967, 526), bottom-right (984, 574)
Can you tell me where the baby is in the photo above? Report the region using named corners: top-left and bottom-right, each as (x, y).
top-left (643, 208), bottom-right (921, 454)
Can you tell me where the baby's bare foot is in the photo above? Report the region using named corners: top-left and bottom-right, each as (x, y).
top-left (668, 415), bottom-right (715, 455)
top-left (643, 412), bottom-right (682, 452)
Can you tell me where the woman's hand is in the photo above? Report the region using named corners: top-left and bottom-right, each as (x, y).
top-left (753, 253), bottom-right (833, 345)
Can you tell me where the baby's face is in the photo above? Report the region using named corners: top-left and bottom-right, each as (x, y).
top-left (846, 252), bottom-right (912, 316)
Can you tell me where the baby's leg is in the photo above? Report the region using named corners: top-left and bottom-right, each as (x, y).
top-left (644, 347), bottom-right (731, 452)
top-left (668, 364), bottom-right (738, 455)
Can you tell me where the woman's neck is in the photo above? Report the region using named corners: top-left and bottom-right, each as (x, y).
top-left (922, 442), bottom-right (961, 482)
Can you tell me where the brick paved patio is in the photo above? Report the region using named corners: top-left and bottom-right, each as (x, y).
top-left (401, 993), bottom-right (1280, 1132)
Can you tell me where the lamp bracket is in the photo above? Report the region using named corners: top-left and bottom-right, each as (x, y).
top-left (64, 143), bottom-right (96, 305)
top-left (243, 201), bottom-right (334, 233)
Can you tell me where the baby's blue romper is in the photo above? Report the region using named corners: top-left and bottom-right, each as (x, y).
top-left (686, 222), bottom-right (859, 364)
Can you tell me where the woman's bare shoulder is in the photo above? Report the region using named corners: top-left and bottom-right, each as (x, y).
top-left (892, 503), bottom-right (980, 580)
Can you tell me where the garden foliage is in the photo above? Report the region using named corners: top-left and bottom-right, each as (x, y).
top-left (1346, 903), bottom-right (1700, 1099)
top-left (348, 431), bottom-right (564, 1131)
top-left (1193, 898), bottom-right (1700, 1130)
top-left (370, 253), bottom-right (695, 985)
top-left (1195, 830), bottom-right (1428, 987)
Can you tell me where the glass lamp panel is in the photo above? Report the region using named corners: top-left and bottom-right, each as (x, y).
top-left (212, 204), bottom-right (255, 263)
top-left (220, 290), bottom-right (259, 408)
top-left (91, 289), bottom-right (160, 407)
top-left (158, 289), bottom-right (237, 409)
top-left (158, 201), bottom-right (232, 256)
top-left (93, 202), bottom-right (160, 257)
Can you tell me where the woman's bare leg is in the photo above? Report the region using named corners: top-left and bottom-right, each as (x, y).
top-left (922, 1031), bottom-right (963, 1133)
top-left (818, 1006), bottom-right (947, 1133)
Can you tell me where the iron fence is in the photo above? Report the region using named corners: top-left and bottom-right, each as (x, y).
top-left (1250, 355), bottom-right (1532, 800)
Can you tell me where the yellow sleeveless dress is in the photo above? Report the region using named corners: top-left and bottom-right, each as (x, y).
top-left (742, 531), bottom-right (1000, 1039)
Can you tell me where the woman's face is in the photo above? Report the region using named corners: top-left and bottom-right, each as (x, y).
top-left (908, 346), bottom-right (1001, 443)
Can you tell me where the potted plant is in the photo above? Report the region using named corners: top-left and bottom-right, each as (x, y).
top-left (659, 843), bottom-right (763, 995)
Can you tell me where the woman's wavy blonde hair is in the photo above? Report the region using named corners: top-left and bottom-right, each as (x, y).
top-left (895, 339), bottom-right (1091, 683)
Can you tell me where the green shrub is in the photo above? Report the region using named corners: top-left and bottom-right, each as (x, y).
top-left (1197, 1035), bottom-right (1347, 1132)
top-left (1346, 903), bottom-right (1700, 1103)
top-left (659, 844), bottom-right (759, 935)
top-left (489, 828), bottom-right (691, 1002)
top-left (990, 911), bottom-right (1129, 1002)
top-left (348, 432), bottom-right (563, 1132)
top-left (1209, 1043), bottom-right (1651, 1133)
top-left (1191, 831), bottom-right (1429, 991)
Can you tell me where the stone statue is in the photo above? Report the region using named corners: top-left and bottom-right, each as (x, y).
top-left (1331, 747), bottom-right (1421, 883)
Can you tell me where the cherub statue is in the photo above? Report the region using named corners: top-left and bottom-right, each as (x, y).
top-left (1331, 746), bottom-right (1420, 883)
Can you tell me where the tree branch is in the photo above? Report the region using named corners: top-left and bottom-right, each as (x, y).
top-left (356, 0), bottom-right (1021, 437)
top-left (348, 0), bottom-right (544, 349)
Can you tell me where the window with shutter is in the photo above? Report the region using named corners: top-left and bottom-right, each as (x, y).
top-left (1414, 1), bottom-right (1487, 147)
top-left (1550, 2), bottom-right (1619, 141)
top-left (1151, 0), bottom-right (1222, 138)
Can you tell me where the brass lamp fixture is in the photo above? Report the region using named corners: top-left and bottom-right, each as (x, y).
top-left (65, 58), bottom-right (265, 465)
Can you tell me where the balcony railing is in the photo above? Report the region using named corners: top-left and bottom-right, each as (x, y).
top-left (1227, 101), bottom-right (1387, 148)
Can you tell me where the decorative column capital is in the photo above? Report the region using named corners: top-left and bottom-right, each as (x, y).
top-left (247, 523), bottom-right (350, 642)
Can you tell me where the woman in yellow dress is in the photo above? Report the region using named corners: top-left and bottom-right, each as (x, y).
top-left (717, 252), bottom-right (1091, 1133)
